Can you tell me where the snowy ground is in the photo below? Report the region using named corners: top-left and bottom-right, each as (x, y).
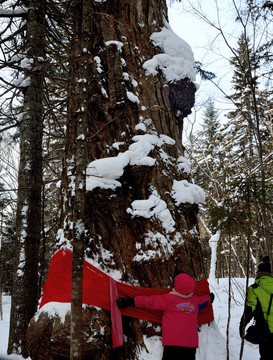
top-left (0, 278), bottom-right (259, 360)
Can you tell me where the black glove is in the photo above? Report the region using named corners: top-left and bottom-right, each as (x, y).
top-left (239, 306), bottom-right (253, 338)
top-left (209, 292), bottom-right (215, 303)
top-left (117, 297), bottom-right (135, 308)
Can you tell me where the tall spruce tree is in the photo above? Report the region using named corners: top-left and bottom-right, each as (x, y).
top-left (0, 0), bottom-right (71, 356)
top-left (6, 1), bottom-right (46, 356)
top-left (224, 32), bottom-right (272, 258)
top-left (187, 99), bottom-right (229, 276)
top-left (191, 99), bottom-right (222, 192)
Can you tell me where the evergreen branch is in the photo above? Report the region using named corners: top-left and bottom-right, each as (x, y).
top-left (195, 61), bottom-right (216, 80)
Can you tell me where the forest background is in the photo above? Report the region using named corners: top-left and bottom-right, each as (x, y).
top-left (171, 0), bottom-right (273, 278)
top-left (0, 0), bottom-right (272, 359)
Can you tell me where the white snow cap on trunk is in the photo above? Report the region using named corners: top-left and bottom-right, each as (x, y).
top-left (171, 179), bottom-right (205, 205)
top-left (143, 20), bottom-right (196, 82)
top-left (86, 134), bottom-right (175, 191)
top-left (127, 190), bottom-right (175, 233)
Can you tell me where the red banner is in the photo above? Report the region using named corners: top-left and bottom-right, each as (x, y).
top-left (39, 248), bottom-right (214, 347)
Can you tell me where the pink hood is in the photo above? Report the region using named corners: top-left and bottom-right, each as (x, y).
top-left (174, 273), bottom-right (196, 296)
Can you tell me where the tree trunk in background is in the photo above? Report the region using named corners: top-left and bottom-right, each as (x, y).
top-left (8, 1), bottom-right (46, 357)
top-left (66, 1), bottom-right (90, 359)
top-left (57, 0), bottom-right (205, 359)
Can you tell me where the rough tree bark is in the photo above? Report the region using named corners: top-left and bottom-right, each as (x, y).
top-left (66, 1), bottom-right (90, 359)
top-left (8, 0), bottom-right (46, 357)
top-left (27, 1), bottom-right (206, 359)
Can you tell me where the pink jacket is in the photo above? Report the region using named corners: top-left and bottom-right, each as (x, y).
top-left (134, 288), bottom-right (210, 348)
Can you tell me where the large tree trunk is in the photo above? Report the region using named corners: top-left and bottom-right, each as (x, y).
top-left (8, 1), bottom-right (46, 357)
top-left (82, 1), bottom-right (203, 272)
top-left (60, 0), bottom-right (204, 359)
top-left (27, 1), bottom-right (206, 359)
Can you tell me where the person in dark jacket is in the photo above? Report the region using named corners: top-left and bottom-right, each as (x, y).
top-left (240, 256), bottom-right (273, 360)
top-left (117, 273), bottom-right (214, 360)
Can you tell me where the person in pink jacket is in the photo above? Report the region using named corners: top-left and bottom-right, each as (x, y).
top-left (117, 273), bottom-right (214, 360)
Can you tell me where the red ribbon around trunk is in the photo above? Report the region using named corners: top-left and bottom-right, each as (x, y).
top-left (39, 248), bottom-right (214, 348)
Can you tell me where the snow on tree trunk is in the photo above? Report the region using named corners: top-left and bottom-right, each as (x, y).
top-left (63, 1), bottom-right (204, 358)
top-left (27, 1), bottom-right (207, 359)
top-left (208, 231), bottom-right (220, 285)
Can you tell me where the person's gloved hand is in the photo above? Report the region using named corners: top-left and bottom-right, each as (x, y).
top-left (117, 297), bottom-right (135, 308)
top-left (209, 292), bottom-right (215, 303)
top-left (239, 306), bottom-right (253, 338)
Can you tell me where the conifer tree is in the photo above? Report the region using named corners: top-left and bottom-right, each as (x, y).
top-left (0, 0), bottom-right (70, 356)
top-left (187, 99), bottom-right (228, 276)
top-left (5, 1), bottom-right (46, 356)
top-left (192, 98), bottom-right (222, 190)
top-left (224, 32), bottom-right (272, 259)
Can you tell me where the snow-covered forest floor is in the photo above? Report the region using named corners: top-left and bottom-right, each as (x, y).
top-left (0, 278), bottom-right (259, 360)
